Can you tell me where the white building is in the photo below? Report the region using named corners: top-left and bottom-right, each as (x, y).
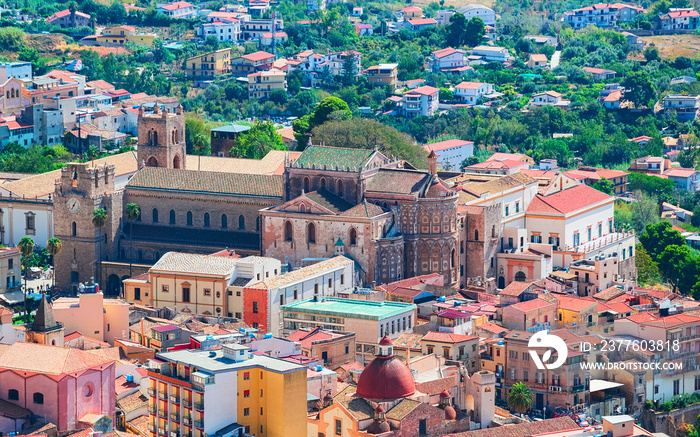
top-left (198, 20), bottom-right (241, 42)
top-left (399, 85), bottom-right (439, 118)
top-left (0, 61), bottom-right (32, 83)
top-left (530, 91), bottom-right (571, 108)
top-left (423, 139), bottom-right (474, 171)
top-left (454, 81), bottom-right (494, 104)
top-left (244, 256), bottom-right (355, 337)
top-left (662, 94), bottom-right (700, 121)
top-left (157, 1), bottom-right (196, 19)
top-left (428, 47), bottom-right (468, 72)
top-left (456, 4), bottom-right (496, 25)
top-left (470, 46), bottom-right (510, 63)
top-left (664, 168), bottom-right (700, 191)
top-left (563, 3), bottom-right (644, 29)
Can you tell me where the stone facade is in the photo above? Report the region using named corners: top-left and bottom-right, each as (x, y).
top-left (461, 203), bottom-right (502, 287)
top-left (136, 104), bottom-right (186, 170)
top-left (54, 162), bottom-right (122, 293)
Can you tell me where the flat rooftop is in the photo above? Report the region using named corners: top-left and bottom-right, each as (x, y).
top-left (156, 347), bottom-right (306, 374)
top-left (281, 297), bottom-right (416, 321)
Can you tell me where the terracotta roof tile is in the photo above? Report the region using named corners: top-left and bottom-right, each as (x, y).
top-left (526, 184), bottom-right (610, 215)
top-left (509, 298), bottom-right (555, 312)
top-left (295, 145), bottom-right (376, 171)
top-left (422, 331), bottom-right (477, 344)
top-left (0, 342), bottom-right (115, 376)
top-left (446, 416), bottom-right (579, 437)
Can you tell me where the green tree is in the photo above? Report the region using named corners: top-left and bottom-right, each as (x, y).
top-left (439, 88), bottom-right (454, 102)
top-left (0, 27), bottom-right (26, 52)
top-left (628, 173), bottom-right (676, 197)
top-left (657, 244), bottom-right (694, 293)
top-left (508, 382), bottom-right (533, 414)
top-left (85, 145), bottom-right (100, 160)
top-left (644, 43), bottom-right (660, 62)
top-left (446, 12), bottom-right (468, 47)
top-left (341, 54), bottom-right (358, 86)
top-left (46, 238), bottom-right (62, 290)
top-left (125, 203), bottom-right (141, 277)
top-left (465, 17), bottom-right (486, 47)
top-left (92, 209), bottom-right (107, 285)
top-left (591, 177), bottom-right (614, 195)
top-left (640, 221), bottom-right (685, 260)
top-left (632, 191), bottom-right (660, 233)
top-left (692, 205), bottom-right (700, 227)
top-left (17, 236), bottom-right (35, 324)
top-left (107, 1), bottom-right (126, 23)
top-left (621, 71), bottom-right (655, 108)
top-left (311, 97), bottom-right (351, 127)
top-left (231, 121), bottom-right (286, 159)
top-left (635, 243), bottom-right (660, 286)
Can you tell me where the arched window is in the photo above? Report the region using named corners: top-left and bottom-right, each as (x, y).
top-left (336, 179), bottom-right (344, 197)
top-left (307, 222), bottom-right (316, 244)
top-left (515, 271), bottom-right (526, 282)
top-left (147, 156), bottom-right (158, 167)
top-left (152, 208), bottom-right (159, 223)
top-left (221, 214), bottom-right (228, 229)
top-left (474, 229), bottom-right (479, 241)
top-left (492, 225), bottom-right (496, 238)
top-left (187, 211), bottom-right (193, 226)
top-left (284, 221), bottom-right (293, 241)
top-left (72, 222), bottom-right (77, 237)
top-left (8, 389), bottom-right (18, 400)
top-left (204, 213), bottom-right (210, 228)
top-left (238, 215), bottom-right (245, 230)
top-left (349, 228), bottom-right (357, 246)
top-left (173, 154), bottom-right (181, 169)
top-left (300, 204), bottom-right (306, 213)
top-left (451, 248), bottom-right (456, 268)
top-left (33, 392), bottom-right (44, 404)
top-left (320, 177), bottom-right (327, 190)
top-left (303, 177), bottom-right (310, 192)
top-left (137, 249), bottom-right (143, 261)
top-left (95, 176), bottom-right (99, 188)
top-left (170, 210), bottom-right (176, 225)
top-left (120, 249), bottom-right (126, 259)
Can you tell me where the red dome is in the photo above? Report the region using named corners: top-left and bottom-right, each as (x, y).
top-left (378, 335), bottom-right (393, 346)
top-left (440, 390), bottom-right (450, 398)
top-left (356, 356), bottom-right (416, 400)
top-left (444, 405), bottom-right (457, 420)
top-left (367, 420), bottom-right (391, 434)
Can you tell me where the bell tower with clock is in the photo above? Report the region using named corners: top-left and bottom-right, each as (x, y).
top-left (54, 162), bottom-right (121, 293)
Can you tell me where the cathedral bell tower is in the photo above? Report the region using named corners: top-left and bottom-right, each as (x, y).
top-left (137, 104), bottom-right (186, 170)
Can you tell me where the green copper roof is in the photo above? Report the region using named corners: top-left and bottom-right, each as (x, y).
top-left (294, 146), bottom-right (375, 172)
top-left (281, 297), bottom-right (416, 321)
top-left (335, 238), bottom-right (344, 246)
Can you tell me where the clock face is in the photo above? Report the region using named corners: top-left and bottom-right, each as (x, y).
top-left (67, 198), bottom-right (81, 214)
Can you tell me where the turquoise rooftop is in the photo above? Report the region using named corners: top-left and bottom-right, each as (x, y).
top-left (281, 297), bottom-right (416, 321)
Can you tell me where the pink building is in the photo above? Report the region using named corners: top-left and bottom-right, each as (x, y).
top-left (0, 342), bottom-right (116, 433)
top-left (501, 298), bottom-right (557, 331)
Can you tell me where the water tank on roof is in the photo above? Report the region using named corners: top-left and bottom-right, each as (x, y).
top-left (206, 334), bottom-right (214, 341)
top-left (454, 301), bottom-right (461, 306)
top-left (316, 365), bottom-right (322, 371)
top-left (209, 351), bottom-right (216, 357)
top-left (438, 296), bottom-right (446, 302)
top-left (498, 340), bottom-right (504, 345)
top-left (239, 327), bottom-right (246, 333)
top-left (126, 374), bottom-right (134, 383)
top-left (264, 333), bottom-right (273, 339)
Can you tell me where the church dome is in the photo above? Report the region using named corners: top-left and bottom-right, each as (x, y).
top-left (356, 336), bottom-right (416, 400)
top-left (367, 420), bottom-right (391, 434)
top-left (444, 405), bottom-right (457, 420)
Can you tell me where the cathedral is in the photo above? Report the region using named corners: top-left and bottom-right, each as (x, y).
top-left (54, 103), bottom-right (462, 294)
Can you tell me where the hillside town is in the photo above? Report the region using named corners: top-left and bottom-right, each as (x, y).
top-left (0, 0), bottom-right (699, 436)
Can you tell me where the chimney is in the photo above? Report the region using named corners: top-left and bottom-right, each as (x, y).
top-left (428, 149), bottom-right (438, 175)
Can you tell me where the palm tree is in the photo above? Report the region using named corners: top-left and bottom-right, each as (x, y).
top-left (46, 238), bottom-right (62, 290)
top-left (17, 236), bottom-right (35, 325)
top-left (125, 203), bottom-right (141, 277)
top-left (508, 382), bottom-right (534, 414)
top-left (92, 209), bottom-right (107, 286)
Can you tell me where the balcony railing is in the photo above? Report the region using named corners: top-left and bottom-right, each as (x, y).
top-left (194, 402), bottom-right (204, 410)
top-left (158, 428), bottom-right (167, 436)
top-left (572, 384), bottom-right (586, 393)
top-left (182, 399), bottom-right (192, 408)
top-left (158, 392), bottom-right (168, 400)
top-left (170, 395), bottom-right (180, 404)
top-left (549, 385), bottom-right (563, 392)
top-left (148, 424), bottom-right (156, 432)
top-left (148, 406), bottom-right (157, 414)
top-left (171, 412), bottom-right (180, 421)
top-left (194, 420), bottom-right (204, 428)
top-left (148, 388), bottom-right (156, 396)
top-left (158, 410), bottom-right (168, 418)
top-left (183, 417), bottom-right (192, 426)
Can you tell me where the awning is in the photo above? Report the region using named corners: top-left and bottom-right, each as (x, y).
top-left (0, 290), bottom-right (24, 305)
top-left (589, 379), bottom-right (624, 392)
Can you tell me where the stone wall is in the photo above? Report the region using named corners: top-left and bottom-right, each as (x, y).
top-left (641, 403), bottom-right (700, 437)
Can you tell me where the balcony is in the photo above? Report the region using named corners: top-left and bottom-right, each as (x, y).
top-left (171, 412), bottom-right (180, 421)
top-left (194, 402), bottom-right (204, 410)
top-left (549, 385), bottom-right (563, 392)
top-left (572, 384), bottom-right (586, 393)
top-left (158, 428), bottom-right (167, 436)
top-left (182, 399), bottom-right (192, 408)
top-left (183, 417), bottom-right (192, 426)
top-left (170, 395), bottom-right (180, 404)
top-left (148, 388), bottom-right (157, 396)
top-left (148, 406), bottom-right (157, 414)
top-left (158, 410), bottom-right (168, 418)
top-left (195, 420), bottom-right (204, 429)
top-left (158, 392), bottom-right (168, 400)
top-left (148, 424), bottom-right (156, 432)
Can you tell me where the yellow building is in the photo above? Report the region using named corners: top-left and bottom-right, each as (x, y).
top-left (556, 295), bottom-right (598, 330)
top-left (186, 48), bottom-right (232, 79)
top-left (420, 331), bottom-right (480, 370)
top-left (147, 342), bottom-right (307, 437)
top-left (95, 25), bottom-right (157, 47)
top-left (365, 63), bottom-right (398, 89)
top-left (247, 68), bottom-right (286, 100)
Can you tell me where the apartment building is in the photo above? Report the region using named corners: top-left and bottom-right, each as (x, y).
top-left (421, 331), bottom-right (480, 370)
top-left (454, 81), bottom-right (495, 105)
top-left (0, 247), bottom-right (20, 294)
top-left (503, 330), bottom-right (590, 412)
top-left (428, 47), bottom-right (468, 72)
top-left (231, 51), bottom-right (275, 75)
top-left (157, 1), bottom-right (196, 19)
top-left (0, 61), bottom-right (32, 82)
top-left (502, 298), bottom-right (557, 331)
top-left (46, 8), bottom-right (91, 27)
top-left (281, 297), bottom-right (416, 364)
top-left (146, 342), bottom-right (307, 437)
top-left (423, 139), bottom-right (474, 171)
top-left (95, 25), bottom-right (157, 47)
top-left (661, 94), bottom-right (700, 121)
top-left (657, 9), bottom-right (699, 30)
top-left (197, 20), bottom-right (241, 43)
top-left (614, 313), bottom-right (700, 402)
top-left (286, 327), bottom-right (356, 368)
top-left (365, 63), bottom-right (398, 89)
top-left (51, 290), bottom-right (129, 345)
top-left (243, 256), bottom-right (354, 336)
top-left (247, 69), bottom-right (286, 100)
top-left (399, 85), bottom-right (439, 118)
top-left (563, 166), bottom-right (629, 195)
top-left (186, 48), bottom-right (232, 79)
top-left (563, 3), bottom-right (644, 29)
top-left (471, 46), bottom-right (511, 63)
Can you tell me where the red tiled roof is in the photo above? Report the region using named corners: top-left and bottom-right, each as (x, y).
top-left (446, 416), bottom-right (579, 437)
top-left (433, 47), bottom-right (461, 58)
top-left (529, 54), bottom-right (547, 62)
top-left (160, 1), bottom-right (193, 10)
top-left (478, 322), bottom-right (508, 333)
top-left (604, 90), bottom-right (622, 102)
top-left (424, 139), bottom-right (473, 152)
top-left (402, 6), bottom-right (423, 11)
top-left (557, 295), bottom-right (597, 312)
top-left (510, 298), bottom-right (555, 312)
top-left (526, 184), bottom-right (610, 215)
top-left (409, 18), bottom-right (437, 25)
top-left (64, 331), bottom-right (83, 341)
top-left (667, 10), bottom-right (699, 18)
top-left (287, 328), bottom-right (336, 350)
top-left (241, 51), bottom-right (274, 61)
top-left (500, 281), bottom-right (532, 297)
top-left (0, 342), bottom-right (115, 375)
top-left (583, 66), bottom-right (614, 75)
top-left (422, 331), bottom-right (477, 344)
top-left (87, 80), bottom-right (115, 90)
top-left (115, 375), bottom-right (139, 395)
top-left (466, 159), bottom-right (528, 170)
top-left (665, 168), bottom-right (698, 177)
top-left (455, 81), bottom-right (487, 90)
